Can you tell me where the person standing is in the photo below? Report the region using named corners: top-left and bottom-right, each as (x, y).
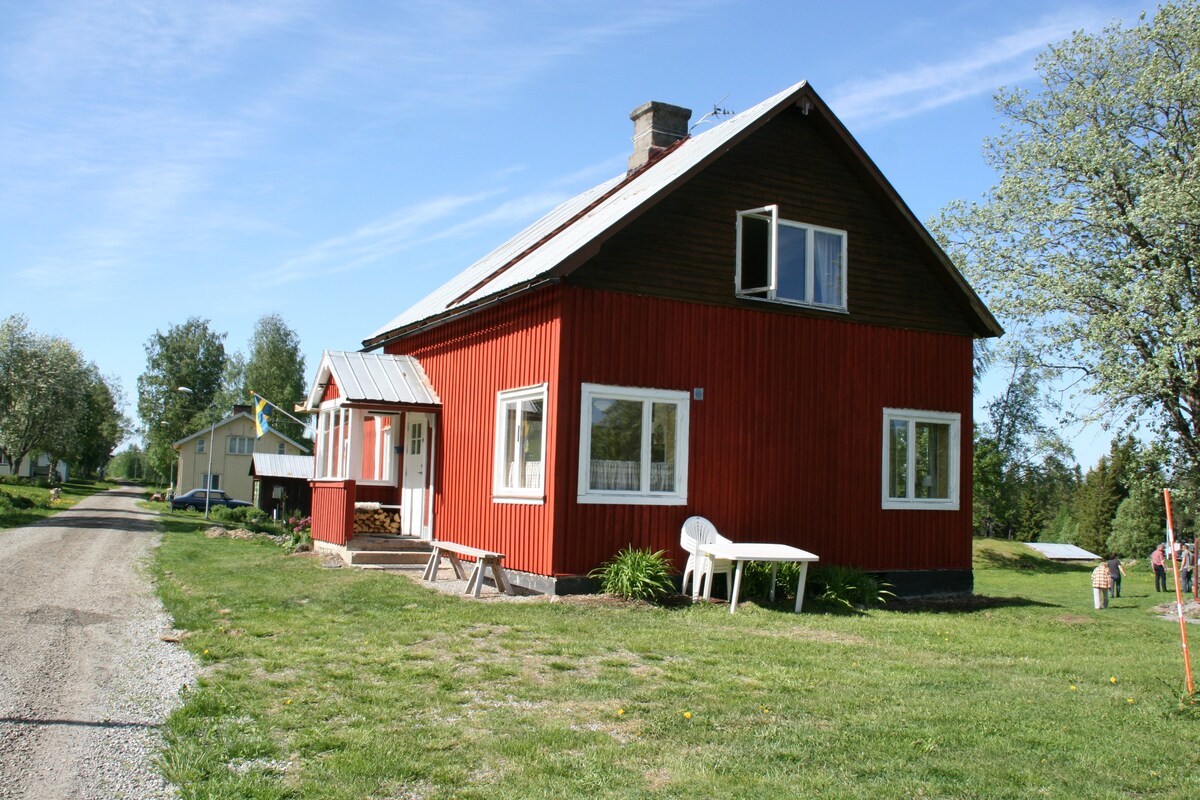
top-left (1107, 555), bottom-right (1127, 599)
top-left (1181, 544), bottom-right (1194, 595)
top-left (1152, 544), bottom-right (1168, 592)
top-left (1092, 561), bottom-right (1113, 609)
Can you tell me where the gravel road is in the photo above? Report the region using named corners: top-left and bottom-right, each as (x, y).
top-left (0, 486), bottom-right (197, 800)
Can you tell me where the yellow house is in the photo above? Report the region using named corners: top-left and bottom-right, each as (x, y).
top-left (173, 406), bottom-right (310, 504)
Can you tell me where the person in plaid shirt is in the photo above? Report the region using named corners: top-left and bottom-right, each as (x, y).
top-left (1092, 562), bottom-right (1113, 609)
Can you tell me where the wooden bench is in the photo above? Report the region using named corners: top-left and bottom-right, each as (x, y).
top-left (421, 540), bottom-right (511, 597)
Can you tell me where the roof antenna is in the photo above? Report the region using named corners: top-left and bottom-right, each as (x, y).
top-left (690, 95), bottom-right (735, 132)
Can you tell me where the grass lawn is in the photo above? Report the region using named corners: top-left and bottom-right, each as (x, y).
top-left (0, 478), bottom-right (117, 529)
top-left (154, 531), bottom-right (1200, 799)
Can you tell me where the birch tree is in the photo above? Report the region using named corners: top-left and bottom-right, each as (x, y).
top-left (933, 3), bottom-right (1200, 477)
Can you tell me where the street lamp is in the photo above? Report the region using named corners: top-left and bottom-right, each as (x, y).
top-left (177, 386), bottom-right (216, 519)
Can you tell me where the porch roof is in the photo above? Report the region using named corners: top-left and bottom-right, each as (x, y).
top-left (306, 350), bottom-right (441, 410)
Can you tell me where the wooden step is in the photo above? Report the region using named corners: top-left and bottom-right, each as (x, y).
top-left (347, 535), bottom-right (432, 552)
top-left (345, 549), bottom-right (431, 566)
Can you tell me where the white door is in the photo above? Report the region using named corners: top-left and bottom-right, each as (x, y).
top-left (401, 413), bottom-right (430, 538)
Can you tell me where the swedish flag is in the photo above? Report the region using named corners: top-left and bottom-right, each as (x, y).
top-left (252, 393), bottom-right (274, 438)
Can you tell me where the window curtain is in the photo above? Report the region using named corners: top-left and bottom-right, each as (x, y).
top-left (813, 231), bottom-right (842, 305)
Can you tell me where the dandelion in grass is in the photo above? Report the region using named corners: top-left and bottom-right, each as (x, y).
top-left (616, 708), bottom-right (625, 717)
top-left (682, 710), bottom-right (693, 720)
top-left (759, 705), bottom-right (771, 714)
top-left (1127, 698), bottom-right (1135, 704)
top-left (1070, 685), bottom-right (1077, 691)
top-left (1110, 677), bottom-right (1118, 684)
top-left (284, 698), bottom-right (293, 705)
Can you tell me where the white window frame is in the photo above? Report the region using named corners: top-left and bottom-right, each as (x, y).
top-left (881, 408), bottom-right (960, 510)
top-left (493, 384), bottom-right (548, 504)
top-left (736, 204), bottom-right (847, 311)
top-left (227, 435), bottom-right (254, 455)
top-left (313, 402), bottom-right (399, 487)
top-left (195, 438), bottom-right (205, 454)
top-left (315, 403), bottom-right (353, 480)
top-left (577, 383), bottom-right (689, 506)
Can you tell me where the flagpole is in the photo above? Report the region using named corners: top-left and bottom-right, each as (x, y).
top-left (1163, 488), bottom-right (1194, 695)
top-left (248, 391), bottom-right (311, 430)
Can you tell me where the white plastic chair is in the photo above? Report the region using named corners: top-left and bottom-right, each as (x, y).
top-left (680, 516), bottom-right (734, 601)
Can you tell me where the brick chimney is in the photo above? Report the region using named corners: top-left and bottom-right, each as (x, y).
top-left (628, 101), bottom-right (691, 173)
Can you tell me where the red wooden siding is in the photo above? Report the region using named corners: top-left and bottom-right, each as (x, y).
top-left (554, 286), bottom-right (974, 576)
top-left (385, 282), bottom-right (972, 580)
top-left (388, 289), bottom-right (563, 575)
top-left (311, 479), bottom-right (355, 546)
top-left (323, 376), bottom-right (341, 402)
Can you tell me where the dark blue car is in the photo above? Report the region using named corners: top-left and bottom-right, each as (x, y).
top-left (170, 488), bottom-right (252, 512)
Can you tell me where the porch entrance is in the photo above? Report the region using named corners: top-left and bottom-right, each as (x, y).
top-left (402, 412), bottom-right (432, 539)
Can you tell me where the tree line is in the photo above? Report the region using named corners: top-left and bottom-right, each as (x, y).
top-left (132, 314), bottom-right (308, 486)
top-left (0, 315), bottom-right (130, 480)
top-left (971, 351), bottom-right (1175, 558)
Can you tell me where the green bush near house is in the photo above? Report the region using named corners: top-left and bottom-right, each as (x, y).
top-left (210, 505), bottom-right (271, 529)
top-left (589, 546), bottom-right (676, 602)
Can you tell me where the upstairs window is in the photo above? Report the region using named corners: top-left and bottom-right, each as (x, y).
top-left (736, 205), bottom-right (847, 310)
top-left (494, 385), bottom-right (547, 501)
top-left (227, 436), bottom-right (254, 455)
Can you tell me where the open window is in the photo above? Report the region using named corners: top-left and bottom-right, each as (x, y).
top-left (578, 384), bottom-right (689, 505)
top-left (493, 384), bottom-right (547, 502)
top-left (736, 205), bottom-right (847, 310)
top-left (882, 408), bottom-right (960, 510)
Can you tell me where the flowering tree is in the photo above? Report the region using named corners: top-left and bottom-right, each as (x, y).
top-left (934, 3), bottom-right (1200, 477)
top-left (0, 315), bottom-right (122, 477)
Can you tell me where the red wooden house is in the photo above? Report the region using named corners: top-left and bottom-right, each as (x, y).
top-left (305, 80), bottom-right (1001, 595)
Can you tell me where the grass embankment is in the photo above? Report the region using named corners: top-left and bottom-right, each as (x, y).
top-left (0, 478), bottom-right (117, 529)
top-left (154, 533), bottom-right (1200, 800)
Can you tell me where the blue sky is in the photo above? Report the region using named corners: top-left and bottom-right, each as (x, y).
top-left (0, 0), bottom-right (1149, 467)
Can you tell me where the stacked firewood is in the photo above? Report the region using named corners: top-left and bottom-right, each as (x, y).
top-left (353, 505), bottom-right (402, 533)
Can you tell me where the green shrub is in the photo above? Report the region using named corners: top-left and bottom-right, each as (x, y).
top-left (210, 505), bottom-right (269, 526)
top-left (0, 490), bottom-right (34, 510)
top-left (805, 565), bottom-right (894, 610)
top-left (589, 547), bottom-right (676, 602)
top-left (739, 560), bottom-right (802, 600)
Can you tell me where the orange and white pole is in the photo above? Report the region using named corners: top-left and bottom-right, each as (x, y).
top-left (1163, 488), bottom-right (1194, 695)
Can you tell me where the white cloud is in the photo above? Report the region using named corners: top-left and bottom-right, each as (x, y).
top-left (263, 191), bottom-right (504, 286)
top-left (828, 11), bottom-right (1115, 128)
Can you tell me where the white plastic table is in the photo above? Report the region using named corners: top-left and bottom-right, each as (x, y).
top-left (698, 542), bottom-right (819, 613)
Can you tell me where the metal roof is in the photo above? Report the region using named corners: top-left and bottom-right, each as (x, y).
top-left (306, 350), bottom-right (441, 408)
top-left (362, 79), bottom-right (1002, 348)
top-left (364, 81), bottom-right (809, 346)
top-left (250, 453), bottom-right (314, 479)
top-left (1025, 543), bottom-right (1103, 561)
